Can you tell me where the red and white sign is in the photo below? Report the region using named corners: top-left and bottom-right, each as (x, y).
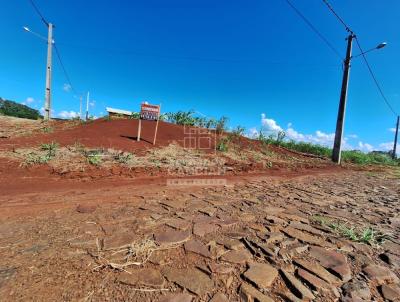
top-left (137, 102), bottom-right (161, 145)
top-left (140, 103), bottom-right (160, 121)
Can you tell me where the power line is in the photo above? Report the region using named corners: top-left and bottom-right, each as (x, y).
top-left (354, 37), bottom-right (397, 116)
top-left (28, 0), bottom-right (49, 27)
top-left (321, 0), bottom-right (397, 116)
top-left (284, 0), bottom-right (342, 60)
top-left (321, 0), bottom-right (353, 34)
top-left (54, 44), bottom-right (78, 95)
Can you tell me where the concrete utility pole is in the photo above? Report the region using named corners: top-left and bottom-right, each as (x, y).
top-left (332, 34), bottom-right (355, 164)
top-left (392, 116), bottom-right (399, 159)
top-left (86, 92), bottom-right (90, 121)
top-left (79, 96), bottom-right (83, 119)
top-left (44, 23), bottom-right (53, 120)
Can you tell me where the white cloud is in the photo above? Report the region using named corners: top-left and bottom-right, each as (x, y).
top-left (58, 110), bottom-right (79, 119)
top-left (247, 127), bottom-right (259, 138)
top-left (347, 134), bottom-right (358, 139)
top-left (89, 100), bottom-right (95, 107)
top-left (261, 113), bottom-right (283, 133)
top-left (358, 141), bottom-right (374, 152)
top-left (258, 114), bottom-right (361, 151)
top-left (388, 128), bottom-right (397, 133)
top-left (63, 83), bottom-right (72, 92)
top-left (21, 97), bottom-right (35, 105)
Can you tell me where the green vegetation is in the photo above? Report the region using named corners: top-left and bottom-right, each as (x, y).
top-left (114, 152), bottom-right (133, 164)
top-left (311, 215), bottom-right (387, 245)
top-left (42, 126), bottom-right (54, 133)
top-left (257, 130), bottom-right (398, 165)
top-left (216, 137), bottom-right (229, 152)
top-left (40, 142), bottom-right (59, 157)
top-left (24, 142), bottom-right (59, 166)
top-left (0, 99), bottom-right (41, 120)
top-left (84, 149), bottom-right (103, 165)
top-left (164, 110), bottom-right (227, 132)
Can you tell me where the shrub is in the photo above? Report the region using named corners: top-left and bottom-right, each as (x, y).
top-left (215, 116), bottom-right (229, 134)
top-left (216, 138), bottom-right (229, 152)
top-left (40, 142), bottom-right (59, 157)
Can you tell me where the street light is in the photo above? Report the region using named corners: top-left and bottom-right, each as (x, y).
top-left (332, 37), bottom-right (387, 164)
top-left (351, 42), bottom-right (387, 58)
top-left (23, 24), bottom-right (54, 120)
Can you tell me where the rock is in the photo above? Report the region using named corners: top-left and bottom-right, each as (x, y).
top-left (220, 249), bottom-right (252, 264)
top-left (265, 215), bottom-right (286, 225)
top-left (193, 222), bottom-right (219, 237)
top-left (363, 264), bottom-right (400, 285)
top-left (163, 267), bottom-right (213, 296)
top-left (76, 204), bottom-right (96, 213)
top-left (309, 246), bottom-right (352, 282)
top-left (118, 268), bottom-right (164, 288)
top-left (296, 268), bottom-right (332, 291)
top-left (243, 262), bottom-right (278, 289)
top-left (282, 227), bottom-right (333, 248)
top-left (160, 199), bottom-right (187, 209)
top-left (199, 207), bottom-right (216, 217)
top-left (380, 253), bottom-right (400, 268)
top-left (380, 284), bottom-right (400, 301)
top-left (208, 263), bottom-right (234, 275)
top-left (209, 292), bottom-right (229, 302)
top-left (293, 259), bottom-right (341, 285)
top-left (239, 282), bottom-right (274, 302)
top-left (280, 269), bottom-right (315, 300)
top-left (217, 237), bottom-right (243, 250)
top-left (184, 240), bottom-right (211, 258)
top-left (158, 293), bottom-right (194, 302)
top-left (166, 219), bottom-right (192, 231)
top-left (342, 280), bottom-right (371, 301)
top-left (264, 232), bottom-right (285, 244)
top-left (103, 233), bottom-right (135, 250)
top-left (154, 228), bottom-right (191, 245)
top-left (289, 221), bottom-right (324, 236)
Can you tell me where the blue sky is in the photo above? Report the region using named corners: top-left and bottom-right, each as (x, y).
top-left (0, 0), bottom-right (399, 152)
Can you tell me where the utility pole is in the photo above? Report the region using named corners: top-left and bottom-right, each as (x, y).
top-left (44, 23), bottom-right (53, 120)
top-left (332, 34), bottom-right (355, 164)
top-left (79, 96), bottom-right (83, 119)
top-left (86, 92), bottom-right (90, 121)
top-left (392, 115), bottom-right (399, 159)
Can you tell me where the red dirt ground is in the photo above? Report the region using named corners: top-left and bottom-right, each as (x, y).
top-left (1, 119), bottom-right (205, 152)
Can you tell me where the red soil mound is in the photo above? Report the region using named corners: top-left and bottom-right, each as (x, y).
top-left (1, 119), bottom-right (216, 152)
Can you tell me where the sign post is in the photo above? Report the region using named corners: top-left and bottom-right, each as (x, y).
top-left (137, 102), bottom-right (161, 144)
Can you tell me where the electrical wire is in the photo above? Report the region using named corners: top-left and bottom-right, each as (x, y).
top-left (54, 44), bottom-right (78, 95)
top-left (285, 0), bottom-right (342, 60)
top-left (321, 0), bottom-right (353, 34)
top-left (354, 37), bottom-right (397, 116)
top-left (321, 0), bottom-right (398, 116)
top-left (28, 0), bottom-right (49, 27)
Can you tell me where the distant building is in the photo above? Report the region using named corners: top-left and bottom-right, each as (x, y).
top-left (106, 107), bottom-right (135, 119)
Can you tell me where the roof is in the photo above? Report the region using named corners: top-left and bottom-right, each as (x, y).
top-left (106, 107), bottom-right (133, 116)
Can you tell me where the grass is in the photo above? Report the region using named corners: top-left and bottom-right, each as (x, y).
top-left (114, 152), bottom-right (133, 164)
top-left (311, 215), bottom-right (387, 245)
top-left (257, 131), bottom-right (399, 166)
top-left (42, 126), bottom-right (53, 133)
top-left (23, 141), bottom-right (59, 166)
top-left (84, 149), bottom-right (103, 166)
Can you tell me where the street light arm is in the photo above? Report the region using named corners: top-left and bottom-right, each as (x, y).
top-left (351, 42), bottom-right (387, 59)
top-left (23, 26), bottom-right (54, 43)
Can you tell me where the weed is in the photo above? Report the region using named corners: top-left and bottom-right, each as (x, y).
top-left (84, 149), bottom-right (103, 165)
top-left (25, 152), bottom-right (51, 165)
top-left (215, 116), bottom-right (228, 134)
top-left (114, 152), bottom-right (133, 164)
top-left (40, 142), bottom-right (58, 157)
top-left (216, 138), bottom-right (229, 152)
top-left (312, 215), bottom-right (387, 245)
top-left (42, 126), bottom-right (53, 133)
